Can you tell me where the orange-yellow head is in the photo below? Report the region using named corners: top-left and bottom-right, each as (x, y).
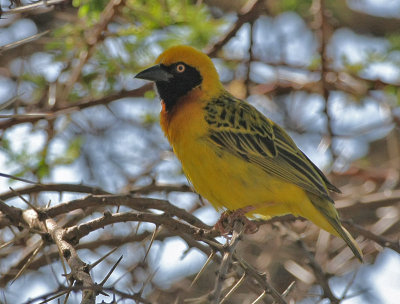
top-left (135, 45), bottom-right (223, 112)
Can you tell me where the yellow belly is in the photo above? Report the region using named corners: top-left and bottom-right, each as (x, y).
top-left (175, 136), bottom-right (306, 216)
top-left (174, 138), bottom-right (341, 237)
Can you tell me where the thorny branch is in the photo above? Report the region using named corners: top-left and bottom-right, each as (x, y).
top-left (1, 180), bottom-right (397, 302)
top-left (23, 286), bottom-right (152, 304)
top-left (298, 240), bottom-right (339, 303)
top-left (211, 221), bottom-right (245, 304)
top-left (0, 184), bottom-right (291, 303)
top-left (21, 208), bottom-right (96, 303)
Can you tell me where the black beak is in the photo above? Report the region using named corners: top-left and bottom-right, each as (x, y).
top-left (135, 64), bottom-right (172, 82)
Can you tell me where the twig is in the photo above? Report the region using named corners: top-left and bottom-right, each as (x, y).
top-left (190, 251), bottom-right (215, 288)
top-left (9, 187), bottom-right (42, 214)
top-left (0, 31), bottom-right (50, 54)
top-left (63, 209), bottom-right (213, 243)
top-left (297, 240), bottom-right (339, 303)
top-left (143, 225), bottom-right (160, 262)
top-left (245, 20), bottom-right (255, 97)
top-left (36, 289), bottom-right (70, 304)
top-left (235, 255), bottom-right (287, 304)
top-left (276, 281), bottom-right (296, 303)
top-left (24, 286), bottom-right (152, 304)
top-left (250, 291), bottom-right (266, 304)
top-left (339, 270), bottom-right (358, 301)
top-left (98, 255), bottom-right (123, 286)
top-left (89, 247), bottom-right (119, 271)
top-left (343, 220), bottom-right (400, 254)
top-left (45, 194), bottom-right (211, 230)
top-left (338, 189), bottom-right (400, 213)
top-left (0, 84), bottom-right (152, 131)
top-left (11, 240), bottom-right (44, 284)
top-left (19, 208), bottom-right (96, 303)
top-left (1, 0), bottom-right (66, 15)
top-left (130, 183), bottom-right (193, 195)
top-left (0, 173), bottom-right (38, 185)
top-left (312, 0), bottom-right (335, 158)
top-left (219, 272), bottom-right (246, 304)
top-left (0, 183), bottom-right (110, 201)
top-left (206, 0), bottom-right (266, 57)
top-left (211, 221), bottom-right (244, 303)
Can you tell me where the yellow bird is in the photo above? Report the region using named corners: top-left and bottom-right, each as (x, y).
top-left (135, 45), bottom-right (363, 261)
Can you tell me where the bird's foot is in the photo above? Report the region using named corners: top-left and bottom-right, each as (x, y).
top-left (213, 206), bottom-right (258, 236)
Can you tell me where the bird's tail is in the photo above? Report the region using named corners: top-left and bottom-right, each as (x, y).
top-left (307, 193), bottom-right (363, 262)
top-left (324, 214), bottom-right (363, 262)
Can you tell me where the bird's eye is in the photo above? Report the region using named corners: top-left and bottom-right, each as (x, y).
top-left (176, 64), bottom-right (185, 73)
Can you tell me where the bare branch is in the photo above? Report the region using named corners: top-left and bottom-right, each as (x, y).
top-left (19, 208), bottom-right (96, 303)
top-left (343, 220), bottom-right (400, 254)
top-left (206, 0), bottom-right (267, 57)
top-left (23, 286), bottom-right (152, 304)
top-left (0, 31), bottom-right (50, 54)
top-left (0, 183), bottom-right (110, 201)
top-left (46, 194), bottom-right (211, 230)
top-left (211, 221), bottom-right (245, 303)
top-left (63, 209), bottom-right (213, 242)
top-left (1, 0), bottom-right (67, 15)
top-left (298, 240), bottom-right (339, 303)
top-left (0, 84), bottom-right (153, 131)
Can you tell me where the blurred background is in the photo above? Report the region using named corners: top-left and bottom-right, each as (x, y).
top-left (0, 0), bottom-right (399, 303)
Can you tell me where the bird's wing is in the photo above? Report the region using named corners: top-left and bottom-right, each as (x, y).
top-left (204, 93), bottom-right (338, 201)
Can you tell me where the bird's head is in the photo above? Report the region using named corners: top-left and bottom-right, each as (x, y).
top-left (135, 45), bottom-right (222, 112)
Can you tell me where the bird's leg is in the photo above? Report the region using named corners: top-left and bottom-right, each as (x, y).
top-left (214, 206), bottom-right (258, 235)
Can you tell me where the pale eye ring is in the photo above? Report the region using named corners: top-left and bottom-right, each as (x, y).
top-left (176, 64), bottom-right (185, 73)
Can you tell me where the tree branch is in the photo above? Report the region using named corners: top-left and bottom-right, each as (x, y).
top-left (1, 0), bottom-right (67, 16)
top-left (298, 240), bottom-right (339, 303)
top-left (206, 0), bottom-right (267, 57)
top-left (0, 183), bottom-right (110, 201)
top-left (20, 209), bottom-right (96, 303)
top-left (63, 209), bottom-right (213, 243)
top-left (343, 220), bottom-right (400, 254)
top-left (211, 221), bottom-right (244, 303)
top-left (45, 194), bottom-right (211, 230)
top-left (0, 84), bottom-right (153, 131)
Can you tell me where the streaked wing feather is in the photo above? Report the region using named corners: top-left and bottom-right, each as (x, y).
top-left (205, 93), bottom-right (335, 201)
top-left (303, 153), bottom-right (341, 193)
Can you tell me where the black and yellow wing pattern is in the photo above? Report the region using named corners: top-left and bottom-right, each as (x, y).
top-left (204, 92), bottom-right (340, 202)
